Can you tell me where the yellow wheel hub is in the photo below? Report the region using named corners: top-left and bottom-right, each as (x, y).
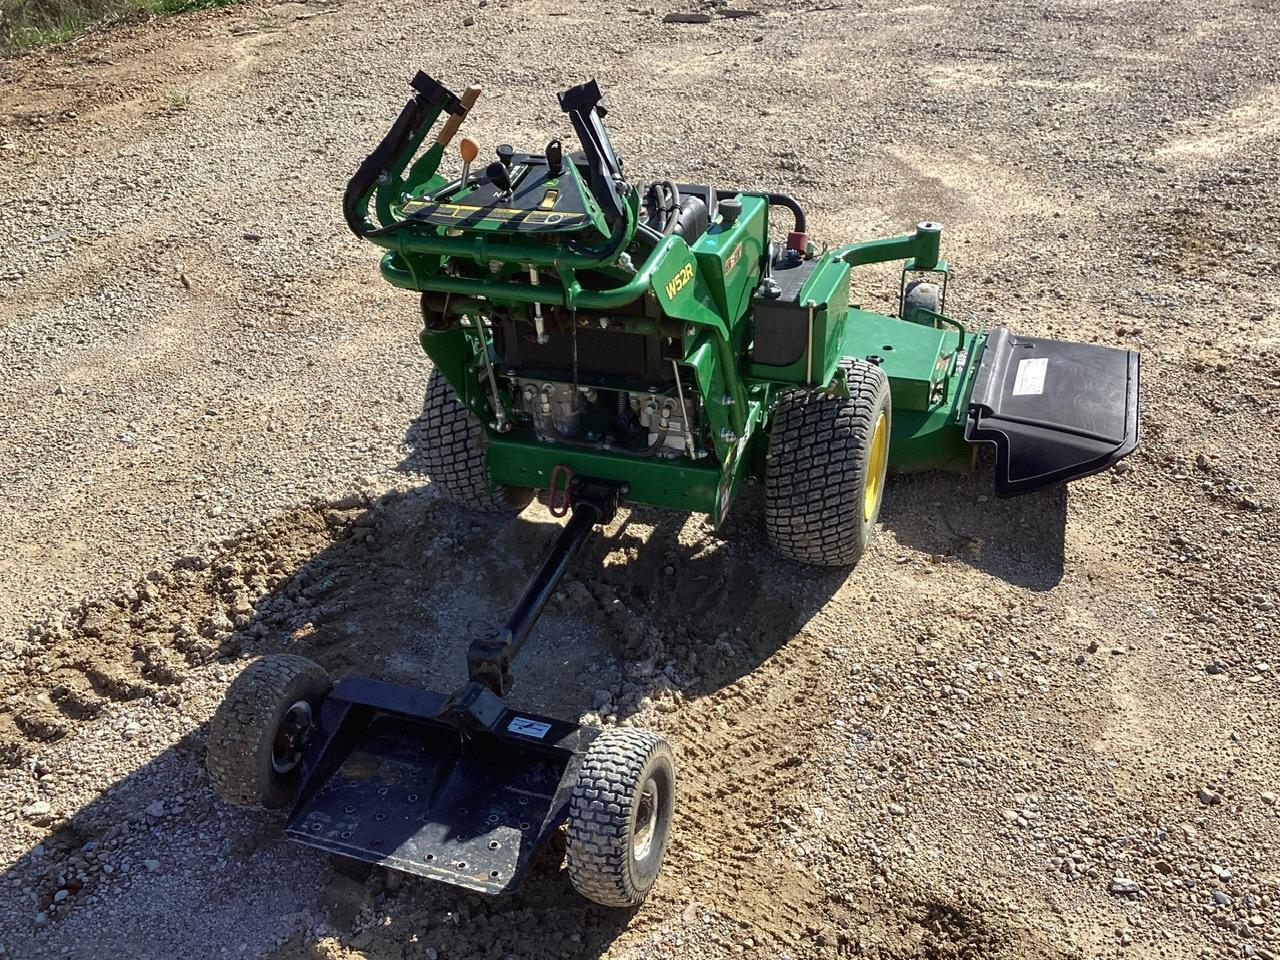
top-left (864, 411), bottom-right (889, 523)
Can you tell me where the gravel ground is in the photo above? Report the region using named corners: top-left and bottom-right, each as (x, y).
top-left (1, 0), bottom-right (1278, 958)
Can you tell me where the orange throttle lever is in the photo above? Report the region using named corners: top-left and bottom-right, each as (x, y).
top-left (458, 136), bottom-right (480, 187)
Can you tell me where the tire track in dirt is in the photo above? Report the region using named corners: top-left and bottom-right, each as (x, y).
top-left (0, 472), bottom-right (1050, 958)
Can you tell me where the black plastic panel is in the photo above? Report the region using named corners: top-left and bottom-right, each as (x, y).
top-left (751, 258), bottom-right (820, 367)
top-left (287, 714), bottom-right (572, 894)
top-left (284, 676), bottom-right (596, 895)
top-left (403, 154), bottom-right (593, 233)
top-left (966, 326), bottom-right (1140, 496)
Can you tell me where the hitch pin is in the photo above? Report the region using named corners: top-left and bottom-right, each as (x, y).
top-left (530, 267), bottom-right (549, 344)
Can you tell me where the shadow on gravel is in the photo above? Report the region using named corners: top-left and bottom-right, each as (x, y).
top-left (397, 409), bottom-right (848, 699)
top-left (4, 478), bottom-right (847, 960)
top-left (405, 404), bottom-right (1066, 598)
top-left (4, 727), bottom-right (334, 959)
top-left (880, 468), bottom-right (1068, 591)
top-left (3, 418), bottom-right (1068, 955)
top-left (5, 725), bottom-right (633, 960)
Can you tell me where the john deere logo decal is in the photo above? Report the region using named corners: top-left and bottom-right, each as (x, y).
top-left (664, 262), bottom-right (694, 300)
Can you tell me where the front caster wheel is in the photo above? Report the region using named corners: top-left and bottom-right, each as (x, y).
top-left (206, 654), bottom-right (331, 809)
top-left (566, 727), bottom-right (676, 907)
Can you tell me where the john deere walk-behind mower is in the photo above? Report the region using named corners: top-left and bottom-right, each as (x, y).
top-left (206, 74), bottom-right (1140, 906)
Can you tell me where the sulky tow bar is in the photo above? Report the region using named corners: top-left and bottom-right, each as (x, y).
top-left (206, 478), bottom-right (677, 907)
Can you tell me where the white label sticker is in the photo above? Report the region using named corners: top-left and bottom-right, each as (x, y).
top-left (1012, 357), bottom-right (1048, 396)
top-left (508, 717), bottom-right (552, 739)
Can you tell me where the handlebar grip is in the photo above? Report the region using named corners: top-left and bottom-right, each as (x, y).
top-left (434, 85), bottom-right (482, 148)
top-left (344, 97), bottom-right (424, 236)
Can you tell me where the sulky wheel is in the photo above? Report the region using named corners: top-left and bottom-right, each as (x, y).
top-left (765, 356), bottom-right (892, 566)
top-left (420, 366), bottom-right (533, 513)
top-left (206, 654), bottom-right (331, 810)
top-left (566, 727), bottom-right (676, 908)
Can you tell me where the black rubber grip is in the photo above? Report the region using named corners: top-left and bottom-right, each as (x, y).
top-left (557, 79), bottom-right (606, 116)
top-left (410, 71), bottom-right (465, 116)
top-left (343, 97), bottom-right (424, 236)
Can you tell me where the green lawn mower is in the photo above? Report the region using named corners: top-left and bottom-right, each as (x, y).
top-left (206, 73), bottom-right (1140, 907)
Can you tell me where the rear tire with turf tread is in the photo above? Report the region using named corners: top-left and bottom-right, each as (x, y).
top-left (206, 655), bottom-right (331, 810)
top-left (765, 357), bottom-right (892, 566)
top-left (421, 366), bottom-right (533, 513)
top-left (566, 727), bottom-right (676, 908)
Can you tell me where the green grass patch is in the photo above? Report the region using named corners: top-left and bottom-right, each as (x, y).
top-left (4, 16), bottom-right (90, 51)
top-left (163, 85), bottom-right (191, 109)
top-left (1, 0), bottom-right (244, 54)
top-left (142, 0), bottom-right (239, 16)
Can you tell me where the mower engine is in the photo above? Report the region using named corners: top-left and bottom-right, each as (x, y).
top-left (514, 379), bottom-right (698, 458)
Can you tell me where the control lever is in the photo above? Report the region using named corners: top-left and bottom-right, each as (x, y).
top-left (486, 160), bottom-right (512, 195)
top-left (545, 139), bottom-right (563, 176)
top-left (434, 84), bottom-right (482, 150)
top-left (557, 79), bottom-right (627, 226)
top-left (458, 137), bottom-right (479, 189)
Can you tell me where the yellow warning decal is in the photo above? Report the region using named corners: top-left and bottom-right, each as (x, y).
top-left (664, 261), bottom-right (694, 301)
top-left (400, 200), bottom-right (586, 227)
